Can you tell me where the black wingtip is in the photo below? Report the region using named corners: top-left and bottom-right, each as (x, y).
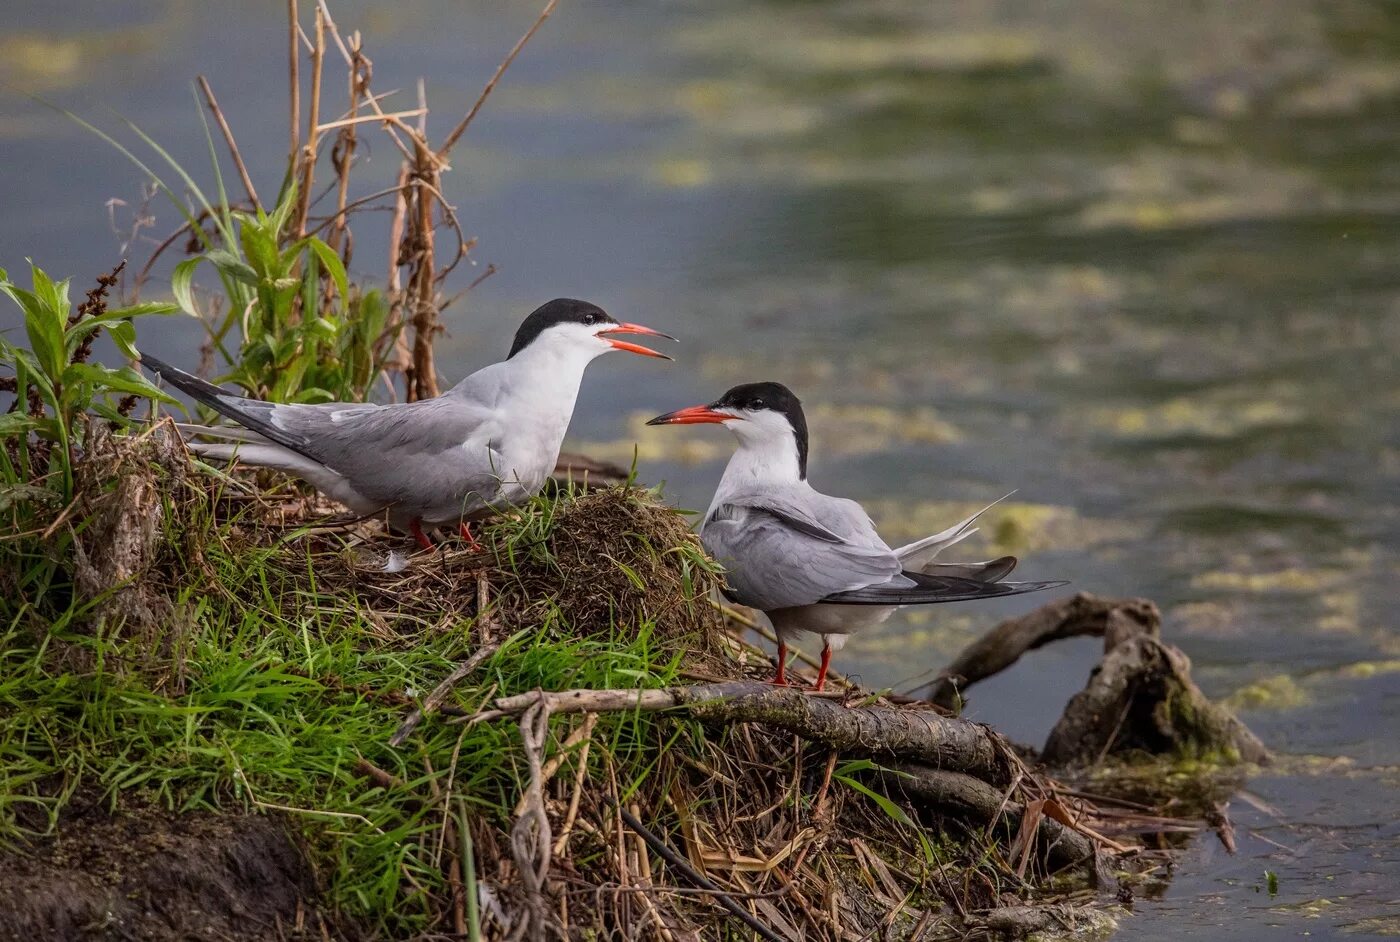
top-left (820, 574), bottom-right (1070, 606)
top-left (132, 357), bottom-right (313, 460)
top-left (138, 352), bottom-right (172, 375)
top-left (135, 354), bottom-right (230, 404)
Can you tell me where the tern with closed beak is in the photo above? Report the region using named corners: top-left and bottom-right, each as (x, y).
top-left (143, 299), bottom-right (675, 550)
top-left (648, 382), bottom-right (1065, 690)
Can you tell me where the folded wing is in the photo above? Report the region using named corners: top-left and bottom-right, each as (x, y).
top-left (143, 354), bottom-right (504, 509)
top-left (702, 499), bottom-right (902, 612)
top-left (820, 571), bottom-right (1067, 605)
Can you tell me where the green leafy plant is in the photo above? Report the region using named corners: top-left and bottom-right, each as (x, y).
top-left (171, 188), bottom-right (395, 404)
top-left (60, 93), bottom-right (400, 407)
top-left (0, 262), bottom-right (178, 498)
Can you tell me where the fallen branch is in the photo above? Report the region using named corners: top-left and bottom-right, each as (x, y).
top-left (878, 765), bottom-right (1096, 873)
top-left (485, 682), bottom-right (1008, 785)
top-left (927, 592), bottom-right (1160, 709)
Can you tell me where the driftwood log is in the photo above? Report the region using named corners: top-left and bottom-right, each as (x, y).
top-left (926, 593), bottom-right (1160, 709)
top-left (929, 592), bottom-right (1268, 766)
top-left (489, 682), bottom-right (1009, 784)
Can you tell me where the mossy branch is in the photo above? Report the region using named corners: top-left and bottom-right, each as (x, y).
top-left (484, 682), bottom-right (1008, 785)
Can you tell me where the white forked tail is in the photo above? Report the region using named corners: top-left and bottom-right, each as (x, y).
top-left (893, 493), bottom-right (1018, 576)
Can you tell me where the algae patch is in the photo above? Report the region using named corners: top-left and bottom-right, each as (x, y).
top-left (1224, 674), bottom-right (1309, 712)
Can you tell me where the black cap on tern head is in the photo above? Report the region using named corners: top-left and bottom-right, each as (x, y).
top-left (716, 381), bottom-right (809, 478)
top-left (509, 299), bottom-right (615, 358)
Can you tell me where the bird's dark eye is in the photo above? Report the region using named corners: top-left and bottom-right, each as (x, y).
top-left (750, 398), bottom-right (764, 409)
top-left (582, 313), bottom-right (597, 326)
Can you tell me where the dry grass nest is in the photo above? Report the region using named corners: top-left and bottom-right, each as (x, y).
top-left (498, 487), bottom-right (724, 642)
top-left (45, 426), bottom-right (727, 663)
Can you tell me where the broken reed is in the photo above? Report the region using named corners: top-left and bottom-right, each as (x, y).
top-left (140, 0), bottom-right (557, 402)
top-left (289, 0), bottom-right (558, 400)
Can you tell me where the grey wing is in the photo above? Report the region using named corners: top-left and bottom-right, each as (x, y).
top-left (723, 489), bottom-right (886, 545)
top-left (145, 352), bottom-right (508, 508)
top-left (255, 396), bottom-right (505, 506)
top-left (702, 500), bottom-right (902, 611)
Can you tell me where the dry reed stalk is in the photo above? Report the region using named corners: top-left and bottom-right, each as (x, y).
top-left (436, 0), bottom-right (558, 161)
top-left (550, 717), bottom-right (596, 857)
top-left (403, 134), bottom-right (442, 400)
top-left (196, 76), bottom-right (260, 209)
top-left (393, 0), bottom-right (557, 399)
top-left (294, 4), bottom-right (326, 239)
top-left (325, 34), bottom-right (364, 264)
top-left (384, 163), bottom-right (412, 381)
top-left (287, 0), bottom-right (300, 166)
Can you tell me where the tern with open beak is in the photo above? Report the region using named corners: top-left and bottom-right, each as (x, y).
top-left (143, 299), bottom-right (675, 550)
top-left (648, 381), bottom-right (1065, 690)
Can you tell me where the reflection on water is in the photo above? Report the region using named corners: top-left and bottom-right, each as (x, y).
top-left (2, 1), bottom-right (1398, 938)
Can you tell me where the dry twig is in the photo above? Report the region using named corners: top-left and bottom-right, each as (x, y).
top-left (196, 76), bottom-right (260, 209)
top-left (389, 641), bottom-right (501, 747)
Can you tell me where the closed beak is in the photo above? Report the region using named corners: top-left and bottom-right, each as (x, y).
top-left (645, 404), bottom-right (732, 425)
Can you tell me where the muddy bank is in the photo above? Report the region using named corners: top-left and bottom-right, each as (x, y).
top-left (1, 802), bottom-right (339, 942)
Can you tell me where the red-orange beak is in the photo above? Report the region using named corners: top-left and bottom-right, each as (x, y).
top-left (646, 403), bottom-right (734, 426)
top-left (599, 322), bottom-right (677, 360)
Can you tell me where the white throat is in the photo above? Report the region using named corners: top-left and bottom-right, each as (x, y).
top-left (459, 333), bottom-right (606, 494)
top-left (497, 333), bottom-right (604, 414)
top-left (719, 419), bottom-right (804, 490)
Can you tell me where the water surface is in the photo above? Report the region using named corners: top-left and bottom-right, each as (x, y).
top-left (2, 1), bottom-right (1398, 937)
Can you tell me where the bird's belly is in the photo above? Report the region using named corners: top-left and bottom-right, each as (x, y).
top-left (768, 603), bottom-right (896, 642)
top-left (409, 448), bottom-right (550, 527)
top-left (491, 448), bottom-right (553, 503)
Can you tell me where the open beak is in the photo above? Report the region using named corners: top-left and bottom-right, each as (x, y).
top-left (646, 403), bottom-right (733, 426)
top-left (599, 323), bottom-right (677, 360)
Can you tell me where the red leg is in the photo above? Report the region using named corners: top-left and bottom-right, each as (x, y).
top-left (772, 641), bottom-right (788, 686)
top-left (814, 643), bottom-right (832, 692)
top-left (409, 518), bottom-right (435, 552)
top-left (458, 521), bottom-right (481, 551)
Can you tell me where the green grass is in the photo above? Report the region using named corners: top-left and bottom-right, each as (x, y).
top-left (0, 480), bottom-right (699, 934)
top-left (0, 261), bottom-right (723, 932)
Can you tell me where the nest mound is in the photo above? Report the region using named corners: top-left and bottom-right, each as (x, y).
top-left (3, 427), bottom-right (1192, 939)
top-left (500, 487), bottom-right (724, 647)
top-left (233, 483), bottom-right (728, 658)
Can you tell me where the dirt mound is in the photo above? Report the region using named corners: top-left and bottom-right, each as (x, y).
top-left (0, 803), bottom-right (339, 942)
